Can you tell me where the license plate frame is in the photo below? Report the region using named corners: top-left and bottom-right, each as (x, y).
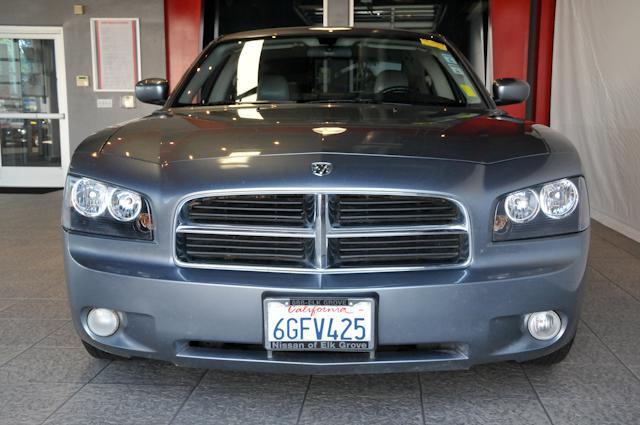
top-left (263, 297), bottom-right (376, 353)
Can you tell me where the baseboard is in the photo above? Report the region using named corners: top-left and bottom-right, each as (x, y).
top-left (591, 209), bottom-right (640, 243)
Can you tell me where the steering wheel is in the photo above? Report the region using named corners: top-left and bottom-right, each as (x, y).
top-left (380, 86), bottom-right (410, 95)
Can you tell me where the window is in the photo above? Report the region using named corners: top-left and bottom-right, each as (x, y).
top-left (176, 35), bottom-right (484, 107)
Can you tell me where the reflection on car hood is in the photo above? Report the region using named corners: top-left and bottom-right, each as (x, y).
top-left (100, 104), bottom-right (548, 164)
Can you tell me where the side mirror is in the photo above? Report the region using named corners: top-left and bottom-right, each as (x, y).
top-left (135, 78), bottom-right (169, 105)
top-left (492, 78), bottom-right (530, 106)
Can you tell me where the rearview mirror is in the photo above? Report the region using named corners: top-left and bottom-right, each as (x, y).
top-left (492, 78), bottom-right (530, 106)
top-left (135, 78), bottom-right (169, 105)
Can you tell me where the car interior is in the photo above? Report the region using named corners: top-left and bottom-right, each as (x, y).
top-left (178, 37), bottom-right (478, 106)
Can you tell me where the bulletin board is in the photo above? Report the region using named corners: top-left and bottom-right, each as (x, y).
top-left (90, 18), bottom-right (141, 92)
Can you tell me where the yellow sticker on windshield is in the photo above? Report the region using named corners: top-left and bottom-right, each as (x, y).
top-left (420, 38), bottom-right (447, 51)
top-left (459, 83), bottom-right (478, 98)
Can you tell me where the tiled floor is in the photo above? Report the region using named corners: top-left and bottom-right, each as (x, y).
top-left (1, 190), bottom-right (640, 424)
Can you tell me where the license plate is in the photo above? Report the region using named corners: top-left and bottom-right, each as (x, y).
top-left (264, 297), bottom-right (375, 352)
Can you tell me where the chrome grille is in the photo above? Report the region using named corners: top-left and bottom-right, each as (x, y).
top-left (175, 191), bottom-right (470, 273)
top-left (328, 234), bottom-right (469, 268)
top-left (330, 195), bottom-right (460, 227)
top-left (176, 232), bottom-right (314, 268)
top-left (183, 194), bottom-right (314, 227)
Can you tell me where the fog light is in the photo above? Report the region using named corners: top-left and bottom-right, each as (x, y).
top-left (87, 308), bottom-right (120, 337)
top-left (527, 311), bottom-right (562, 341)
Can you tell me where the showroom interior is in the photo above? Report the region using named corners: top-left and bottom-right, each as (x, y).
top-left (1, 0), bottom-right (640, 424)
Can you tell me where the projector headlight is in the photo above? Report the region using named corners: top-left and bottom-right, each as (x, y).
top-left (108, 189), bottom-right (143, 222)
top-left (63, 175), bottom-right (153, 240)
top-left (71, 178), bottom-right (109, 218)
top-left (504, 189), bottom-right (540, 223)
top-left (540, 179), bottom-right (579, 219)
top-left (493, 177), bottom-right (589, 241)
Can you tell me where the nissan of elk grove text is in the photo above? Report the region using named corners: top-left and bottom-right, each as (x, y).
top-left (63, 27), bottom-right (589, 373)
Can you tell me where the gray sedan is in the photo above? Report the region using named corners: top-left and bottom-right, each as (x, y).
top-left (62, 27), bottom-right (589, 373)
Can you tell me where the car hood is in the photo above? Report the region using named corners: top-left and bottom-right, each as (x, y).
top-left (100, 104), bottom-right (548, 165)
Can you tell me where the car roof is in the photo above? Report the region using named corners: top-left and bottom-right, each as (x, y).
top-left (214, 26), bottom-right (446, 45)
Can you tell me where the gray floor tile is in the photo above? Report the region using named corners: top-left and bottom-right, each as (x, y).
top-left (561, 323), bottom-right (619, 366)
top-left (0, 299), bottom-right (70, 320)
top-left (173, 385), bottom-right (305, 425)
top-left (627, 364), bottom-right (640, 380)
top-left (540, 398), bottom-right (640, 425)
top-left (582, 308), bottom-right (640, 340)
top-left (0, 281), bottom-right (54, 298)
top-left (422, 395), bottom-right (551, 425)
top-left (44, 383), bottom-right (192, 425)
top-left (201, 370), bottom-right (309, 391)
top-left (591, 221), bottom-right (640, 260)
top-left (525, 363), bottom-right (640, 404)
top-left (0, 318), bottom-right (66, 345)
top-left (0, 300), bottom-right (14, 312)
top-left (0, 344), bottom-right (29, 366)
top-left (581, 275), bottom-right (640, 338)
top-left (0, 383), bottom-right (81, 425)
top-left (0, 347), bottom-right (109, 384)
top-left (596, 335), bottom-right (640, 368)
top-left (41, 282), bottom-right (68, 299)
top-left (300, 393), bottom-right (423, 425)
top-left (310, 373), bottom-right (419, 398)
top-left (589, 258), bottom-right (640, 300)
top-left (93, 358), bottom-right (206, 386)
top-left (36, 321), bottom-right (84, 348)
top-left (589, 235), bottom-right (636, 260)
top-left (420, 362), bottom-right (533, 399)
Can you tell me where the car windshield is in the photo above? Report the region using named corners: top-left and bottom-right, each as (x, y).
top-left (173, 35), bottom-right (485, 108)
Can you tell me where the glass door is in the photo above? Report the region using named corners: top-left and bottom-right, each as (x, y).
top-left (0, 26), bottom-right (69, 187)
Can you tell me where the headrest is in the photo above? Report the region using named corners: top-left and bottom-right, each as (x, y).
top-left (374, 70), bottom-right (409, 93)
top-left (257, 75), bottom-right (290, 101)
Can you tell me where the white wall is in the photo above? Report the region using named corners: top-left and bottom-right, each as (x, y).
top-left (551, 0), bottom-right (640, 242)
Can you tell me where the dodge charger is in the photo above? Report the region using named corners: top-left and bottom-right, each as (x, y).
top-left (63, 27), bottom-right (589, 373)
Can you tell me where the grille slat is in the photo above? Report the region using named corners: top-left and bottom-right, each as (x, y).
top-left (329, 234), bottom-right (468, 268)
top-left (338, 213), bottom-right (459, 221)
top-left (177, 233), bottom-right (313, 267)
top-left (188, 213), bottom-right (305, 221)
top-left (176, 193), bottom-right (468, 271)
top-left (185, 244), bottom-right (304, 252)
top-left (339, 245), bottom-right (460, 252)
top-left (191, 206), bottom-right (304, 212)
top-left (185, 235), bottom-right (305, 246)
top-left (186, 251), bottom-right (306, 260)
top-left (330, 195), bottom-right (460, 227)
top-left (185, 195), bottom-right (314, 227)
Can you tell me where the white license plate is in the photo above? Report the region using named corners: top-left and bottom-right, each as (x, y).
top-left (264, 297), bottom-right (375, 352)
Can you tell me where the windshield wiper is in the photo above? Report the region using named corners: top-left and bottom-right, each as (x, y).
top-left (299, 98), bottom-right (380, 104)
top-left (300, 98), bottom-right (467, 107)
top-left (194, 100), bottom-right (296, 106)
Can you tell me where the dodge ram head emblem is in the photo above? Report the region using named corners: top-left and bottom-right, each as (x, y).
top-left (311, 162), bottom-right (333, 176)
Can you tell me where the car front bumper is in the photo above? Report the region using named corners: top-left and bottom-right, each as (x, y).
top-left (64, 229), bottom-right (588, 374)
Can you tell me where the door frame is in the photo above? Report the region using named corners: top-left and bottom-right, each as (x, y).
top-left (0, 25), bottom-right (70, 187)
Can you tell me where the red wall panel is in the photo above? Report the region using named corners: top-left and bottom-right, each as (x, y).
top-left (164, 0), bottom-right (202, 89)
top-left (533, 0), bottom-right (556, 125)
top-left (490, 0), bottom-right (531, 119)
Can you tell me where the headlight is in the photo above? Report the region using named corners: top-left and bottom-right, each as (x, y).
top-left (71, 178), bottom-right (109, 217)
top-left (540, 179), bottom-right (578, 219)
top-left (493, 177), bottom-right (589, 241)
top-left (62, 175), bottom-right (153, 240)
top-left (504, 189), bottom-right (539, 223)
top-left (108, 189), bottom-right (142, 222)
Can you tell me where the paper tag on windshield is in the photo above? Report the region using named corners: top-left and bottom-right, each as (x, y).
top-left (420, 38), bottom-right (447, 51)
top-left (459, 84), bottom-right (478, 98)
